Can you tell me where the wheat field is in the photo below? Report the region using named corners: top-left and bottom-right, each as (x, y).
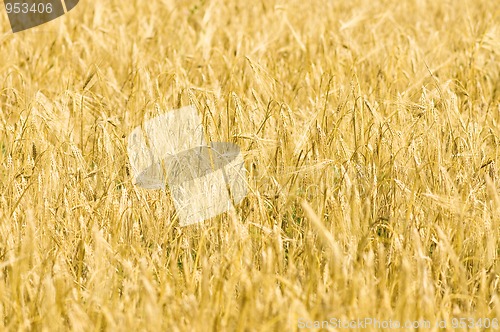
top-left (0, 0), bottom-right (499, 331)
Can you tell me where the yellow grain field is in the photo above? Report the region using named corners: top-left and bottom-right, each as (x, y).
top-left (0, 0), bottom-right (499, 330)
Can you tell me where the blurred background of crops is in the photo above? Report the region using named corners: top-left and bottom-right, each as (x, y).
top-left (0, 0), bottom-right (499, 330)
